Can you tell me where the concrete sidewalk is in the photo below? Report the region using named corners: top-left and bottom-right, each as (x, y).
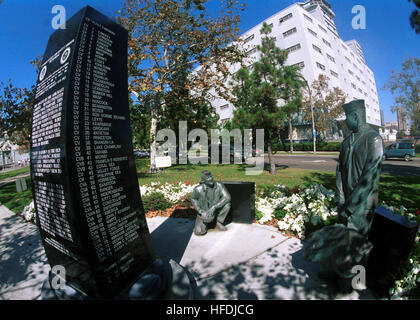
top-left (0, 205), bottom-right (376, 300)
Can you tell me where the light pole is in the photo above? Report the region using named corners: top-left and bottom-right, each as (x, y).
top-left (304, 80), bottom-right (316, 154)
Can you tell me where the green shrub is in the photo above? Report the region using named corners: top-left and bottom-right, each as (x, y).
top-left (415, 144), bottom-right (420, 153)
top-left (275, 141), bottom-right (341, 152)
top-left (273, 207), bottom-right (287, 220)
top-left (255, 209), bottom-right (263, 221)
top-left (142, 192), bottom-right (172, 212)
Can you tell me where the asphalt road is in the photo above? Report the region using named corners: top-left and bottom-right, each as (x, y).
top-left (268, 154), bottom-right (420, 176)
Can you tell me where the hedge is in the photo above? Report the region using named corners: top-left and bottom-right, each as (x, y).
top-left (274, 142), bottom-right (341, 152)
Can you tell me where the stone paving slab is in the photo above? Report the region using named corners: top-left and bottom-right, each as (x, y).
top-left (147, 217), bottom-right (290, 279)
top-left (0, 206), bottom-right (377, 300)
top-left (0, 206), bottom-right (49, 300)
top-left (147, 217), bottom-right (376, 300)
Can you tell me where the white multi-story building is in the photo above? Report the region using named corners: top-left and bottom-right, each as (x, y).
top-left (211, 0), bottom-right (382, 132)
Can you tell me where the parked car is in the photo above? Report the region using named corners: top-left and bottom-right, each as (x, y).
top-left (383, 142), bottom-right (416, 161)
top-left (208, 144), bottom-right (263, 163)
top-left (134, 150), bottom-right (150, 158)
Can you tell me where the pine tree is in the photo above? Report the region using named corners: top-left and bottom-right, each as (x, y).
top-left (230, 22), bottom-right (304, 174)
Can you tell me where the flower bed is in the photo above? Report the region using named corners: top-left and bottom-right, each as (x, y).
top-left (380, 203), bottom-right (420, 300)
top-left (255, 184), bottom-right (338, 239)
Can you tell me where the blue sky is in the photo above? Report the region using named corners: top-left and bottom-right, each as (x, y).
top-left (0, 0), bottom-right (419, 123)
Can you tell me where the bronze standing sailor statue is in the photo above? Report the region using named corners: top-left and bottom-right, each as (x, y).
top-left (304, 99), bottom-right (384, 291)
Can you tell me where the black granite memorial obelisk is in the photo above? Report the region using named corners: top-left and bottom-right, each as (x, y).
top-left (31, 6), bottom-right (170, 299)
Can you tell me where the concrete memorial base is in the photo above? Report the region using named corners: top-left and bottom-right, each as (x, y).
top-left (367, 205), bottom-right (418, 296)
top-left (220, 181), bottom-right (255, 224)
top-left (40, 257), bottom-right (195, 300)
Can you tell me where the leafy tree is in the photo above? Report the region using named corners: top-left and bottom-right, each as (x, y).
top-left (0, 81), bottom-right (35, 152)
top-left (410, 109), bottom-right (420, 136)
top-left (129, 97), bottom-right (151, 150)
top-left (302, 74), bottom-right (347, 141)
top-left (0, 57), bottom-right (42, 152)
top-left (383, 57), bottom-right (420, 137)
top-left (408, 0), bottom-right (420, 34)
top-left (117, 0), bottom-right (246, 172)
top-left (230, 22), bottom-right (299, 174)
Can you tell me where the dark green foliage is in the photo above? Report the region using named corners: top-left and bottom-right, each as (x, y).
top-left (274, 142), bottom-right (341, 152)
top-left (141, 192), bottom-right (173, 212)
top-left (255, 209), bottom-right (263, 221)
top-left (273, 207), bottom-right (287, 220)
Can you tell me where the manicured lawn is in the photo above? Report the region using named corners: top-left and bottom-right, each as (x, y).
top-left (0, 159), bottom-right (418, 215)
top-left (136, 159), bottom-right (420, 215)
top-left (0, 176), bottom-right (33, 214)
top-left (135, 159), bottom-right (329, 188)
top-left (0, 166), bottom-right (30, 181)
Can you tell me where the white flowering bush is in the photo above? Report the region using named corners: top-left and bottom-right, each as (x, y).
top-left (140, 182), bottom-right (198, 212)
top-left (382, 203), bottom-right (420, 300)
top-left (254, 186), bottom-right (420, 299)
top-left (255, 184), bottom-right (338, 239)
top-left (22, 200), bottom-right (36, 222)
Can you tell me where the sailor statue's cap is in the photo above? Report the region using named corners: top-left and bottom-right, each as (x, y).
top-left (342, 99), bottom-right (366, 114)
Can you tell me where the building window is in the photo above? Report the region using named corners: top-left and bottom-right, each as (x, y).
top-left (351, 83), bottom-right (356, 89)
top-left (356, 75), bottom-right (361, 81)
top-left (303, 13), bottom-right (313, 22)
top-left (316, 62), bottom-right (326, 71)
top-left (279, 12), bottom-right (293, 24)
top-left (345, 56), bottom-right (351, 63)
top-left (326, 53), bottom-right (335, 63)
top-left (330, 70), bottom-right (339, 78)
top-left (244, 34), bottom-right (254, 43)
top-left (308, 28), bottom-right (317, 37)
top-left (292, 61), bottom-right (305, 69)
top-left (246, 47), bottom-right (257, 56)
top-left (268, 23), bottom-right (273, 28)
top-left (312, 44), bottom-right (322, 54)
top-left (341, 44), bottom-right (348, 51)
top-left (220, 104), bottom-right (229, 110)
top-left (358, 88), bottom-right (363, 94)
top-left (322, 38), bottom-right (331, 48)
top-left (283, 27), bottom-right (297, 37)
top-left (318, 24), bottom-right (327, 33)
top-left (286, 43), bottom-right (301, 53)
top-left (348, 69), bottom-right (354, 75)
